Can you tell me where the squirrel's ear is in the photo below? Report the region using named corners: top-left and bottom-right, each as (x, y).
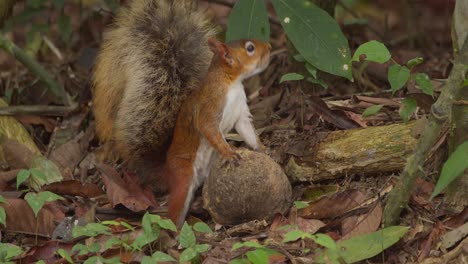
top-left (208, 38), bottom-right (233, 65)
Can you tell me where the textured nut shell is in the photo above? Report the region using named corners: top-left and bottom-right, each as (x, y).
top-left (202, 149), bottom-right (292, 225)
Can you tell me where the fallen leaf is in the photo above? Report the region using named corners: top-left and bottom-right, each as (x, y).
top-left (418, 222), bottom-right (445, 262)
top-left (441, 222), bottom-right (468, 250)
top-left (295, 217), bottom-right (326, 234)
top-left (42, 180), bottom-right (104, 198)
top-left (15, 115), bottom-right (57, 132)
top-left (299, 189), bottom-right (366, 219)
top-left (97, 163), bottom-right (158, 212)
top-left (341, 202), bottom-right (382, 240)
top-left (19, 241), bottom-right (74, 263)
top-left (1, 198), bottom-right (63, 237)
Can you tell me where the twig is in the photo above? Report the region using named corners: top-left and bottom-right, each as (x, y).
top-left (0, 33), bottom-right (70, 105)
top-left (0, 104), bottom-right (78, 116)
top-left (383, 35), bottom-right (468, 226)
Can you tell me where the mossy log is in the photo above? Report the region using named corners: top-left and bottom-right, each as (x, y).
top-left (285, 122), bottom-right (417, 183)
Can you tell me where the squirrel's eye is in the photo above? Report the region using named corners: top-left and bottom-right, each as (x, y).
top-left (245, 41), bottom-right (255, 56)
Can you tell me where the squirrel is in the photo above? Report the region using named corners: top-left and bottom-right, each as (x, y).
top-left (92, 0), bottom-right (216, 167)
top-left (166, 38), bottom-right (271, 227)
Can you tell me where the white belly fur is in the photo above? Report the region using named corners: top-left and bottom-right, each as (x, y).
top-left (193, 80), bottom-right (247, 187)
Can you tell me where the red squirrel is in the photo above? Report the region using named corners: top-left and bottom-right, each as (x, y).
top-left (165, 38), bottom-right (271, 227)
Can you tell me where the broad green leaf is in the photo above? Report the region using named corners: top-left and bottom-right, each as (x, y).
top-left (305, 63), bottom-right (317, 78)
top-left (24, 192), bottom-right (44, 217)
top-left (58, 14), bottom-right (72, 43)
top-left (246, 249), bottom-right (269, 264)
top-left (388, 64), bottom-right (410, 94)
top-left (83, 256), bottom-right (100, 264)
top-left (142, 212), bottom-right (153, 234)
top-left (0, 243), bottom-right (23, 262)
top-left (150, 251), bottom-right (176, 263)
top-left (38, 191), bottom-right (64, 202)
top-left (294, 201), bottom-right (309, 209)
top-left (16, 169), bottom-right (30, 189)
top-left (230, 259), bottom-right (250, 264)
top-left (72, 244), bottom-right (88, 255)
top-left (179, 247), bottom-right (197, 263)
top-left (282, 230), bottom-right (305, 243)
top-left (414, 73), bottom-right (434, 96)
top-left (406, 57), bottom-right (424, 68)
top-left (157, 218), bottom-right (177, 232)
top-left (88, 243), bottom-right (101, 253)
top-left (293, 54), bottom-right (306, 62)
top-left (178, 223), bottom-right (196, 249)
top-left (232, 241), bottom-right (264, 250)
top-left (29, 155), bottom-right (63, 191)
top-left (306, 77), bottom-right (328, 89)
top-left (280, 73), bottom-right (304, 83)
top-left (226, 0), bottom-right (270, 42)
top-left (193, 222), bottom-right (213, 233)
top-left (56, 248), bottom-right (72, 263)
top-left (195, 244), bottom-right (211, 253)
top-left (132, 230), bottom-right (159, 250)
top-left (330, 226), bottom-right (409, 263)
top-left (272, 0), bottom-right (352, 79)
top-left (105, 237), bottom-right (121, 249)
top-left (352, 40), bottom-right (391, 63)
top-left (399, 98), bottom-right (417, 123)
top-left (362, 105), bottom-right (383, 117)
top-left (72, 223), bottom-right (111, 238)
top-left (310, 233), bottom-right (337, 250)
top-left (431, 141), bottom-right (468, 199)
top-left (0, 207), bottom-right (5, 226)
top-left (36, 261), bottom-right (46, 264)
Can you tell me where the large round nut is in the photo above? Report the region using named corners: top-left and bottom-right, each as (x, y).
top-left (202, 149), bottom-right (292, 225)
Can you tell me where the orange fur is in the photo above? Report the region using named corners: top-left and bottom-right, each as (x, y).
top-left (165, 38), bottom-right (271, 227)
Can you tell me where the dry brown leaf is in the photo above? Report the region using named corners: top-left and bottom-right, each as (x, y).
top-left (340, 202), bottom-right (382, 240)
top-left (299, 189), bottom-right (366, 219)
top-left (42, 180), bottom-right (104, 198)
top-left (15, 115), bottom-right (57, 132)
top-left (19, 241), bottom-right (74, 263)
top-left (2, 138), bottom-right (35, 169)
top-left (295, 217), bottom-right (325, 235)
top-left (97, 163), bottom-right (158, 212)
top-left (1, 198), bottom-right (63, 237)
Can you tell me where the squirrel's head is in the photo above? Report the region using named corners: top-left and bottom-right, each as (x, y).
top-left (208, 38), bottom-right (271, 80)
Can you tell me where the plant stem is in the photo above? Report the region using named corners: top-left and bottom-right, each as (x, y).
top-left (383, 35), bottom-right (468, 226)
top-left (0, 33), bottom-right (69, 105)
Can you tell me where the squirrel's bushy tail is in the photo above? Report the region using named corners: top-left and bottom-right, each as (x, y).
top-left (92, 0), bottom-right (216, 162)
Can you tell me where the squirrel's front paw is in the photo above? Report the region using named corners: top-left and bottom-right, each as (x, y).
top-left (221, 151), bottom-right (242, 168)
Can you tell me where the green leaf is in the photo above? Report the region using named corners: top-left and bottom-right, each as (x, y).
top-left (29, 155), bottom-right (63, 191)
top-left (280, 73), bottom-right (304, 83)
top-left (388, 64), bottom-right (410, 94)
top-left (362, 105), bottom-right (384, 117)
top-left (230, 259), bottom-right (250, 264)
top-left (179, 247), bottom-right (198, 263)
top-left (352, 40), bottom-right (391, 63)
top-left (293, 54), bottom-right (306, 62)
top-left (178, 223), bottom-right (196, 249)
top-left (36, 261), bottom-right (46, 264)
top-left (226, 0), bottom-right (270, 42)
top-left (193, 222), bottom-right (213, 233)
top-left (399, 98), bottom-right (417, 123)
top-left (195, 244), bottom-right (211, 253)
top-left (328, 226), bottom-right (409, 263)
top-left (406, 57), bottom-right (424, 68)
top-left (88, 243), bottom-right (101, 253)
top-left (232, 241), bottom-right (264, 250)
top-left (294, 201), bottom-right (309, 209)
top-left (246, 249), bottom-right (269, 264)
top-left (282, 230), bottom-right (305, 243)
top-left (414, 73), bottom-right (434, 96)
top-left (0, 207), bottom-right (6, 226)
top-left (58, 14), bottom-right (72, 43)
top-left (431, 141), bottom-right (468, 199)
top-left (141, 212), bottom-right (153, 234)
top-left (132, 230), bottom-right (159, 250)
top-left (157, 218), bottom-right (177, 232)
top-left (38, 191), bottom-right (64, 203)
top-left (16, 169), bottom-right (30, 189)
top-left (305, 63), bottom-right (317, 78)
top-left (0, 243), bottom-right (23, 262)
top-left (72, 244), bottom-right (88, 256)
top-left (306, 77), bottom-right (328, 89)
top-left (272, 0), bottom-right (352, 80)
top-left (310, 233), bottom-right (337, 250)
top-left (72, 223), bottom-right (111, 238)
top-left (56, 248), bottom-right (72, 263)
top-left (105, 237), bottom-right (121, 249)
top-left (24, 192), bottom-right (44, 217)
top-left (150, 251), bottom-right (176, 263)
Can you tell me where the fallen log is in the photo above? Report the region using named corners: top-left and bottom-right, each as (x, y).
top-left (285, 121), bottom-right (417, 183)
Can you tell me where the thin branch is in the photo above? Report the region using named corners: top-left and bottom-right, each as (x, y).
top-left (383, 35), bottom-right (468, 226)
top-left (0, 33), bottom-right (70, 105)
top-left (0, 104), bottom-right (78, 116)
